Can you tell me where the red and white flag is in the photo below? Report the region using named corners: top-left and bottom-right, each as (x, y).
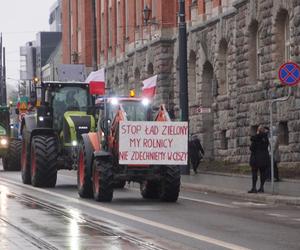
top-left (142, 75), bottom-right (157, 98)
top-left (86, 68), bottom-right (106, 95)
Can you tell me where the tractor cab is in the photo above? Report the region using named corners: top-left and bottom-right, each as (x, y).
top-left (38, 82), bottom-right (95, 145)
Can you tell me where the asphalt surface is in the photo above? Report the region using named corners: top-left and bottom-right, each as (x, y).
top-left (0, 166), bottom-right (300, 250)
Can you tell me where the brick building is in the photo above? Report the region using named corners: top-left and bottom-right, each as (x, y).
top-left (61, 0), bottom-right (300, 166)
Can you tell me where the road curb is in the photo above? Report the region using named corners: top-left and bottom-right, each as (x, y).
top-left (181, 182), bottom-right (300, 206)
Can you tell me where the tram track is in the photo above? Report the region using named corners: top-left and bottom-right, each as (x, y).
top-left (0, 216), bottom-right (59, 250)
top-left (2, 189), bottom-right (167, 250)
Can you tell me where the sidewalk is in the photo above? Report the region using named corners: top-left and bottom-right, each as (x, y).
top-left (180, 171), bottom-right (300, 206)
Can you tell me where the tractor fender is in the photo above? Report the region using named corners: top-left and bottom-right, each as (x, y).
top-left (93, 150), bottom-right (112, 159)
top-left (80, 133), bottom-right (94, 178)
top-left (21, 114), bottom-right (37, 135)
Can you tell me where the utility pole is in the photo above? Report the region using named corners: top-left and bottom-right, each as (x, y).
top-left (0, 33), bottom-right (3, 105)
top-left (92, 0), bottom-right (98, 71)
top-left (178, 0), bottom-right (189, 122)
top-left (178, 0), bottom-right (189, 174)
top-left (2, 46), bottom-right (6, 105)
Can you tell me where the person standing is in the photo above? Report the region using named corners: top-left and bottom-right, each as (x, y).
top-left (189, 134), bottom-right (205, 174)
top-left (248, 125), bottom-right (270, 193)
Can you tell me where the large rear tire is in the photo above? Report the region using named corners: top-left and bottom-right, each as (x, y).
top-left (31, 136), bottom-right (58, 187)
top-left (92, 158), bottom-right (113, 202)
top-left (77, 143), bottom-right (93, 198)
top-left (3, 140), bottom-right (22, 171)
top-left (21, 128), bottom-right (31, 184)
top-left (160, 166), bottom-right (181, 202)
top-left (140, 180), bottom-right (160, 199)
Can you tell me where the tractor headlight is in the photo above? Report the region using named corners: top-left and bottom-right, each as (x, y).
top-left (142, 98), bottom-right (150, 106)
top-left (72, 140), bottom-right (78, 146)
top-left (0, 138), bottom-right (8, 146)
top-left (111, 98), bottom-right (119, 105)
top-left (38, 116), bottom-right (44, 122)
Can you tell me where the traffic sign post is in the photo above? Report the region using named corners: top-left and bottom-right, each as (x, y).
top-left (269, 62), bottom-right (300, 194)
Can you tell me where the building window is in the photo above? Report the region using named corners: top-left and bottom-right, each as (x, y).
top-left (278, 121), bottom-right (289, 145)
top-left (248, 20), bottom-right (259, 83)
top-left (218, 39), bottom-right (228, 95)
top-left (134, 68), bottom-right (141, 95)
top-left (147, 63), bottom-right (154, 76)
top-left (284, 14), bottom-right (290, 60)
top-left (220, 130), bottom-right (228, 150)
top-left (188, 50), bottom-right (197, 104)
top-left (275, 9), bottom-right (289, 67)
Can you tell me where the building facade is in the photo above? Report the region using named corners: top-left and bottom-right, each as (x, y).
top-left (61, 0), bottom-right (300, 166)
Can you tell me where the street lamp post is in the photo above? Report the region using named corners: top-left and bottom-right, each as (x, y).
top-left (178, 0), bottom-right (189, 174)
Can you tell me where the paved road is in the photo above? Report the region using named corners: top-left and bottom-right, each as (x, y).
top-left (0, 167), bottom-right (299, 250)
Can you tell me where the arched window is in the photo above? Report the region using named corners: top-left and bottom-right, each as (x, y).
top-left (275, 9), bottom-right (290, 67)
top-left (147, 63), bottom-right (154, 76)
top-left (188, 50), bottom-right (197, 105)
top-left (218, 39), bottom-right (228, 95)
top-left (248, 20), bottom-right (260, 83)
top-left (134, 68), bottom-right (141, 95)
top-left (124, 73), bottom-right (129, 95)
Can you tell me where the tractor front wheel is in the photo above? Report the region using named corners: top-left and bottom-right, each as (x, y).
top-left (21, 128), bottom-right (31, 184)
top-left (159, 166), bottom-right (181, 202)
top-left (3, 140), bottom-right (22, 171)
top-left (77, 143), bottom-right (93, 198)
top-left (92, 158), bottom-right (113, 202)
top-left (31, 136), bottom-right (58, 187)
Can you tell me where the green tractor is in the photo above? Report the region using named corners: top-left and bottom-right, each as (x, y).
top-left (0, 106), bottom-right (9, 165)
top-left (21, 81), bottom-right (96, 187)
top-left (0, 105), bottom-right (21, 171)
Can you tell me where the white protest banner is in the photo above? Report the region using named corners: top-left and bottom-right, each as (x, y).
top-left (119, 121), bottom-right (188, 165)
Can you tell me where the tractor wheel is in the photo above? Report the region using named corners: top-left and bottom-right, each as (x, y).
top-left (77, 143), bottom-right (93, 198)
top-left (114, 180), bottom-right (126, 189)
top-left (160, 166), bottom-right (181, 202)
top-left (3, 140), bottom-right (22, 171)
top-left (140, 180), bottom-right (160, 199)
top-left (31, 136), bottom-right (58, 187)
top-left (92, 158), bottom-right (113, 202)
top-left (21, 128), bottom-right (31, 184)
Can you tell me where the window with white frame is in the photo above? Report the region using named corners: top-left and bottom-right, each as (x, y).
top-left (284, 14), bottom-right (290, 60)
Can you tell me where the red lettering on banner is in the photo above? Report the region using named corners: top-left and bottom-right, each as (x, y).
top-left (130, 138), bottom-right (141, 147)
top-left (119, 151), bottom-right (128, 160)
top-left (167, 152), bottom-right (188, 161)
top-left (145, 125), bottom-right (159, 135)
top-left (162, 125), bottom-right (188, 135)
top-left (121, 124), bottom-right (142, 135)
top-left (143, 138), bottom-right (173, 148)
top-left (131, 151), bottom-right (166, 161)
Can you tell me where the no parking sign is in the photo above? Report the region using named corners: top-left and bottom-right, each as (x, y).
top-left (278, 62), bottom-right (300, 86)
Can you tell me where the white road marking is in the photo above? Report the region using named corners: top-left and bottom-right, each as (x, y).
top-left (180, 196), bottom-right (237, 208)
top-left (267, 213), bottom-right (288, 218)
top-left (294, 218), bottom-right (300, 222)
top-left (232, 202), bottom-right (268, 207)
top-left (0, 177), bottom-right (250, 250)
top-left (126, 186), bottom-right (237, 209)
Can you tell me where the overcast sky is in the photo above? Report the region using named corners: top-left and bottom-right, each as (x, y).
top-left (0, 0), bottom-right (56, 91)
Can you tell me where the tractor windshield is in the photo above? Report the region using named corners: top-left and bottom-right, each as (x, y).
top-left (50, 86), bottom-right (90, 130)
top-left (121, 100), bottom-right (151, 121)
top-left (51, 86), bottom-right (89, 112)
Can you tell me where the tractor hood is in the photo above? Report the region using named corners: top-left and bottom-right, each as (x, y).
top-left (63, 111), bottom-right (96, 144)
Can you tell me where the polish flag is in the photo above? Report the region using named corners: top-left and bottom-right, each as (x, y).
top-left (86, 68), bottom-right (106, 95)
top-left (142, 75), bottom-right (157, 98)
